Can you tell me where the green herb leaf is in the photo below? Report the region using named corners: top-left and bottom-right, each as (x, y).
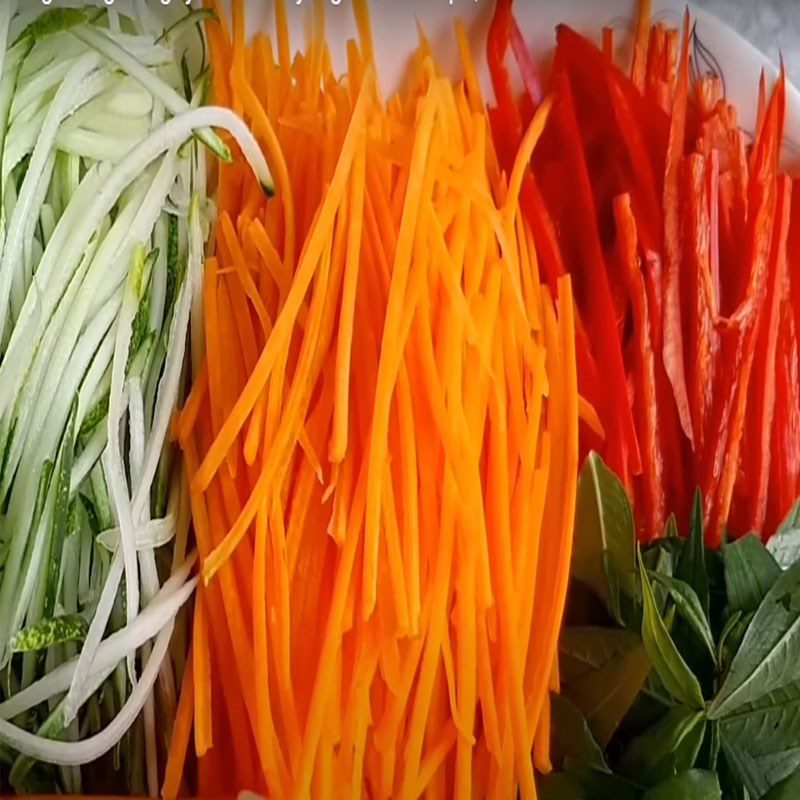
top-left (648, 571), bottom-right (717, 667)
top-left (641, 770), bottom-right (721, 799)
top-left (572, 452), bottom-right (636, 623)
top-left (762, 766), bottom-right (800, 798)
top-left (560, 627), bottom-right (651, 745)
top-left (718, 610), bottom-right (753, 674)
top-left (710, 559), bottom-right (800, 719)
top-left (639, 548), bottom-right (705, 709)
top-left (550, 693), bottom-right (609, 772)
top-left (540, 765), bottom-right (642, 800)
top-left (676, 491), bottom-right (710, 617)
top-left (723, 534), bottom-right (781, 614)
top-left (619, 705), bottom-right (706, 786)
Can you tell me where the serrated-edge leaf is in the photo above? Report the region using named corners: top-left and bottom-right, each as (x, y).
top-left (639, 548), bottom-right (705, 709)
top-left (710, 559), bottom-right (800, 718)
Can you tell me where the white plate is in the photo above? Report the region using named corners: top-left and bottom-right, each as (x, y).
top-left (241, 0), bottom-right (800, 166)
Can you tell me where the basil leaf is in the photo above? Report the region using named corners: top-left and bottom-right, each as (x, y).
top-left (639, 548), bottom-right (705, 709)
top-left (619, 705), bottom-right (706, 786)
top-left (762, 768), bottom-right (800, 799)
top-left (550, 693), bottom-right (609, 772)
top-left (641, 770), bottom-right (721, 799)
top-left (709, 559), bottom-right (800, 718)
top-left (676, 491), bottom-right (710, 616)
top-left (572, 452), bottom-right (636, 622)
top-left (723, 534), bottom-right (781, 614)
top-left (648, 571), bottom-right (717, 667)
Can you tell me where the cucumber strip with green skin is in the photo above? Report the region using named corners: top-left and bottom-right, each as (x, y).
top-left (11, 614), bottom-right (89, 653)
top-left (7, 461), bottom-right (56, 653)
top-left (156, 9), bottom-right (216, 46)
top-left (2, 557), bottom-right (197, 720)
top-left (42, 402), bottom-right (77, 620)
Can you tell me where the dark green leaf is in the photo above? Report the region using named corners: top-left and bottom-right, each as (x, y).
top-left (561, 628), bottom-right (651, 745)
top-left (540, 764), bottom-right (642, 800)
top-left (641, 770), bottom-right (721, 799)
top-left (572, 452), bottom-right (636, 622)
top-left (648, 571), bottom-right (717, 667)
top-left (723, 534), bottom-right (781, 614)
top-left (550, 693), bottom-right (609, 772)
top-left (717, 611), bottom-right (753, 669)
top-left (709, 559), bottom-right (800, 719)
top-left (720, 731), bottom-right (771, 798)
top-left (559, 627), bottom-right (640, 681)
top-left (718, 680), bottom-right (800, 763)
top-left (676, 491), bottom-right (710, 617)
top-left (639, 548), bottom-right (704, 709)
top-left (762, 768), bottom-right (800, 799)
top-left (619, 705), bottom-right (706, 786)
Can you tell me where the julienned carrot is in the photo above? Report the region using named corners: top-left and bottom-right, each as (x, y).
top-left (175, 1), bottom-right (580, 797)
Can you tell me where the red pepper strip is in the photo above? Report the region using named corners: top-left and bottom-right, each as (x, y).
top-left (602, 27), bottom-right (614, 61)
top-left (755, 69), bottom-right (767, 142)
top-left (615, 194), bottom-right (665, 539)
top-left (708, 149), bottom-right (720, 312)
top-left (767, 305), bottom-right (800, 535)
top-left (695, 76), bottom-right (724, 118)
top-left (510, 15), bottom-right (544, 107)
top-left (643, 251), bottom-right (688, 529)
top-left (487, 0), bottom-right (523, 169)
top-left (607, 77), bottom-right (662, 253)
top-left (746, 176), bottom-right (792, 533)
top-left (555, 26), bottom-right (670, 189)
top-left (661, 11), bottom-right (694, 447)
top-left (547, 67), bottom-right (641, 483)
top-left (790, 180), bottom-right (800, 327)
top-left (683, 154), bottom-right (717, 454)
top-left (725, 75), bottom-right (784, 332)
top-left (631, 0), bottom-right (651, 92)
top-left (708, 88), bottom-right (782, 541)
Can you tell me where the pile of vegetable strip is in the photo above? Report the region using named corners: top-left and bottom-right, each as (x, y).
top-left (487, 0), bottom-right (800, 545)
top-left (167, 1), bottom-right (579, 798)
top-left (0, 2), bottom-right (269, 795)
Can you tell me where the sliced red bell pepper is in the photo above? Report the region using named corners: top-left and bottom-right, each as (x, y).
top-left (631, 0), bottom-right (651, 92)
top-left (682, 153), bottom-right (717, 453)
top-left (744, 176), bottom-right (792, 533)
top-left (661, 11), bottom-right (694, 447)
top-left (615, 193), bottom-right (665, 538)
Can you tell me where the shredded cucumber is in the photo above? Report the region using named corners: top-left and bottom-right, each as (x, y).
top-left (0, 3), bottom-right (272, 795)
